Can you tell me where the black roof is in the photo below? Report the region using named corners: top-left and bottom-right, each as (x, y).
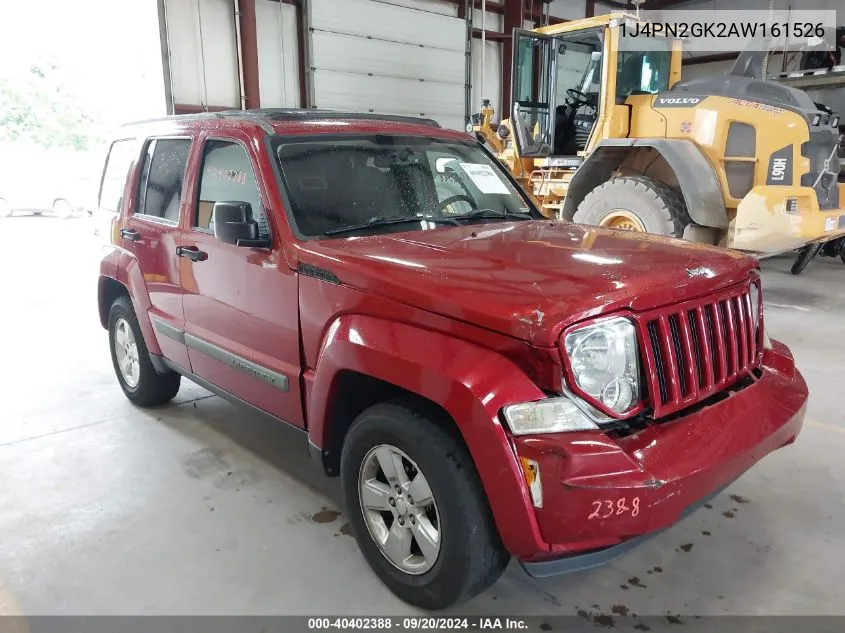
top-left (129, 108), bottom-right (442, 131)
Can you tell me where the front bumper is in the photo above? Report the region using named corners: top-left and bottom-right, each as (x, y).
top-left (512, 340), bottom-right (807, 574)
top-left (728, 183), bottom-right (845, 255)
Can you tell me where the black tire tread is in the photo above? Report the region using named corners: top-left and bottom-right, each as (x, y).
top-left (791, 243), bottom-right (822, 275)
top-left (341, 398), bottom-right (509, 610)
top-left (108, 296), bottom-right (181, 407)
top-left (574, 175), bottom-right (690, 238)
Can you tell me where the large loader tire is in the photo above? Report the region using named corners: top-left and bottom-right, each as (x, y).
top-left (573, 175), bottom-right (690, 238)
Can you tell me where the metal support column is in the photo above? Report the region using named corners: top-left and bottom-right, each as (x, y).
top-left (235, 0), bottom-right (261, 109)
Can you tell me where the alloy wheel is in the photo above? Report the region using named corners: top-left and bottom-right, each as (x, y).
top-left (358, 444), bottom-right (441, 575)
top-left (114, 318), bottom-right (140, 388)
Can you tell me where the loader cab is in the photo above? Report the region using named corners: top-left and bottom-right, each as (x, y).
top-left (511, 27), bottom-right (604, 159)
top-left (511, 22), bottom-right (674, 161)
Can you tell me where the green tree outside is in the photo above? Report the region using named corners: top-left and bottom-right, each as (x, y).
top-left (0, 61), bottom-right (101, 151)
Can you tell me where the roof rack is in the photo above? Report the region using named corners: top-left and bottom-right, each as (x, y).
top-left (252, 108), bottom-right (442, 129)
top-left (127, 108), bottom-right (442, 132)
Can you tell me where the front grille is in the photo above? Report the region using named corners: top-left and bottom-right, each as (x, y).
top-left (801, 130), bottom-right (841, 210)
top-left (639, 282), bottom-right (762, 418)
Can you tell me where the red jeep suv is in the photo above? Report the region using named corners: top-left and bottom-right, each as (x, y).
top-left (97, 109), bottom-right (807, 610)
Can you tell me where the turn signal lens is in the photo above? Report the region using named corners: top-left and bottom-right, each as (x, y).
top-left (519, 457), bottom-right (543, 508)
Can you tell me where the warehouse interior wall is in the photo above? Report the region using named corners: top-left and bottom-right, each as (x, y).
top-left (256, 0), bottom-right (300, 107)
top-left (158, 0), bottom-right (601, 127)
top-left (306, 0), bottom-right (466, 129)
top-left (162, 0), bottom-right (241, 111)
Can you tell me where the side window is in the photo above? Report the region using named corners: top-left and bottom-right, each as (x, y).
top-left (98, 139), bottom-right (140, 213)
top-left (136, 139), bottom-right (191, 222)
top-left (195, 140), bottom-right (269, 239)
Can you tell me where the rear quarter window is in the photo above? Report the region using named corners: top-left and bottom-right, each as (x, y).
top-left (98, 139), bottom-right (140, 213)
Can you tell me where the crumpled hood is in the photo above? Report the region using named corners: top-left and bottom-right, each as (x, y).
top-left (301, 221), bottom-right (757, 347)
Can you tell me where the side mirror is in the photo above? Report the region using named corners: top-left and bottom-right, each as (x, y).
top-left (212, 201), bottom-right (264, 247)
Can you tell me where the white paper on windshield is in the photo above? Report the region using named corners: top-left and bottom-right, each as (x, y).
top-left (458, 162), bottom-right (510, 194)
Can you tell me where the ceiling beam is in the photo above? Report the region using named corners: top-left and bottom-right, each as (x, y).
top-left (642, 0), bottom-right (696, 8)
top-left (683, 52), bottom-right (740, 66)
top-left (472, 28), bottom-right (509, 41)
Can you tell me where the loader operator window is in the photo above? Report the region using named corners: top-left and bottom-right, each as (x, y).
top-left (552, 31), bottom-right (603, 155)
top-left (616, 37), bottom-right (672, 101)
top-left (514, 34), bottom-right (553, 157)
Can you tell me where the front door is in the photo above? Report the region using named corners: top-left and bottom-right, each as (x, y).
top-left (179, 133), bottom-right (304, 428)
top-left (122, 137), bottom-right (192, 369)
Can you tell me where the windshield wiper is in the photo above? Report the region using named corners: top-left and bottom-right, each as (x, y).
top-left (457, 209), bottom-right (534, 222)
top-left (324, 215), bottom-right (462, 236)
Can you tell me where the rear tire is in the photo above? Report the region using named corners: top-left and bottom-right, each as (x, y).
top-left (340, 400), bottom-right (509, 610)
top-left (574, 175), bottom-right (689, 238)
top-left (791, 243), bottom-right (823, 275)
top-left (108, 296), bottom-right (181, 406)
top-left (53, 199), bottom-right (74, 219)
top-left (0, 199), bottom-right (12, 218)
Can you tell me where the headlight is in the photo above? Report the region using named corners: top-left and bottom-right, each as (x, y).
top-left (503, 398), bottom-right (599, 435)
top-left (564, 317), bottom-right (641, 415)
top-left (749, 283), bottom-right (761, 329)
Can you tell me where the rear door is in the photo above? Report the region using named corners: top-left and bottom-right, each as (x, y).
top-left (121, 137), bottom-right (192, 369)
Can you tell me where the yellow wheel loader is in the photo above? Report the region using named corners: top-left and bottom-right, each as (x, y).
top-left (473, 13), bottom-right (845, 258)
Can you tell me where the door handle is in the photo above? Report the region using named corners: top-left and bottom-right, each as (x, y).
top-left (176, 245), bottom-right (208, 262)
top-left (120, 228), bottom-right (140, 242)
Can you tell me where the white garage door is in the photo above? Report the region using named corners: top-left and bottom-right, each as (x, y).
top-left (308, 0), bottom-right (467, 131)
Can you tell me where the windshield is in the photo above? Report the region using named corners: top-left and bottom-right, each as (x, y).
top-left (272, 135), bottom-right (536, 238)
top-left (616, 35), bottom-right (672, 99)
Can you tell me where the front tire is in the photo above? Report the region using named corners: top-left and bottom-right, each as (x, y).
top-left (340, 400), bottom-right (509, 610)
top-left (573, 175), bottom-right (689, 238)
top-left (791, 243), bottom-right (822, 275)
top-left (108, 296), bottom-right (181, 406)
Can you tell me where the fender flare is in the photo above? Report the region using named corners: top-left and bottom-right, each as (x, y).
top-left (307, 314), bottom-right (549, 558)
top-left (108, 248), bottom-right (162, 356)
top-left (562, 138), bottom-right (728, 229)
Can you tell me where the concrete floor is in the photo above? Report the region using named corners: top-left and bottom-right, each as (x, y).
top-left (1, 215), bottom-right (843, 618)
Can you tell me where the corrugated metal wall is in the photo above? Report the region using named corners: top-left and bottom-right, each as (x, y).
top-left (255, 0), bottom-right (300, 107)
top-left (307, 0), bottom-right (468, 130)
top-left (157, 0), bottom-right (592, 122)
top-left (161, 0), bottom-right (300, 111)
top-left (163, 0), bottom-right (241, 109)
